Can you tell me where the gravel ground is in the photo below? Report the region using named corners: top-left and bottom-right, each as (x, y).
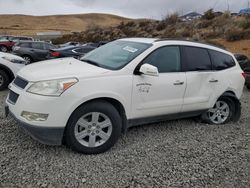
top-left (0, 89), bottom-right (249, 188)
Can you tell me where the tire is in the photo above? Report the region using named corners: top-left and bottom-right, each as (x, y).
top-left (65, 101), bottom-right (122, 154)
top-left (22, 55), bottom-right (33, 64)
top-left (247, 85), bottom-right (250, 90)
top-left (0, 46), bottom-right (8, 52)
top-left (201, 97), bottom-right (235, 125)
top-left (0, 70), bottom-right (10, 91)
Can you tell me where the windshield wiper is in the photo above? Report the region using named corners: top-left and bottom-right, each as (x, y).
top-left (81, 59), bottom-right (101, 67)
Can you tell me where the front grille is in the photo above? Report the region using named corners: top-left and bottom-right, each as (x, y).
top-left (8, 90), bottom-right (19, 104)
top-left (13, 76), bottom-right (28, 89)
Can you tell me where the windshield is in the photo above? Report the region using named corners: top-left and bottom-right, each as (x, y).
top-left (81, 40), bottom-right (152, 70)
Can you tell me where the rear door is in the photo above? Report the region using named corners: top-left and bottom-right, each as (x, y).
top-left (31, 42), bottom-right (49, 61)
top-left (181, 46), bottom-right (217, 112)
top-left (131, 46), bottom-right (186, 119)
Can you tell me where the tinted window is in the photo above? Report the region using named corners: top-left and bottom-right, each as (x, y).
top-left (142, 46), bottom-right (181, 73)
top-left (44, 43), bottom-right (55, 50)
top-left (183, 46), bottom-right (212, 71)
top-left (209, 50), bottom-right (235, 70)
top-left (32, 43), bottom-right (44, 50)
top-left (19, 42), bottom-right (31, 48)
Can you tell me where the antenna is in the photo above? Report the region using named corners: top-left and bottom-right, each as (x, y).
top-left (227, 0), bottom-right (230, 11)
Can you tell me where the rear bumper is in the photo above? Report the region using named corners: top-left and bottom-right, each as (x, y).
top-left (7, 106), bottom-right (64, 145)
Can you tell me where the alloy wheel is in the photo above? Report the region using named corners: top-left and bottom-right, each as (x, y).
top-left (74, 112), bottom-right (112, 148)
top-left (207, 100), bottom-right (230, 124)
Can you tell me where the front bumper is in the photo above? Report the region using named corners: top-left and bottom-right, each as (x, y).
top-left (6, 105), bottom-right (64, 145)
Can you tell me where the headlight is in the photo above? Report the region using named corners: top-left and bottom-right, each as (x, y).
top-left (27, 78), bottom-right (78, 96)
top-left (2, 57), bottom-right (26, 64)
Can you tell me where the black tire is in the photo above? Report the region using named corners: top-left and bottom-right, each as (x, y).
top-left (0, 46), bottom-right (8, 52)
top-left (201, 97), bottom-right (235, 125)
top-left (247, 85), bottom-right (250, 90)
top-left (0, 70), bottom-right (10, 91)
top-left (22, 55), bottom-right (33, 64)
top-left (65, 100), bottom-right (122, 154)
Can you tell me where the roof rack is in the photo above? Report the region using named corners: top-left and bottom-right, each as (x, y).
top-left (154, 38), bottom-right (226, 50)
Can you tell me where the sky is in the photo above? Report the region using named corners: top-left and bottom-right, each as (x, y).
top-left (0, 0), bottom-right (249, 19)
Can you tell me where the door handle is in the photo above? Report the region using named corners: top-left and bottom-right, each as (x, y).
top-left (173, 81), bottom-right (184, 85)
top-left (209, 79), bottom-right (218, 83)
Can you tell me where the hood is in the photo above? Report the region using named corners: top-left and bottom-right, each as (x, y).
top-left (0, 52), bottom-right (24, 61)
top-left (17, 58), bottom-right (109, 81)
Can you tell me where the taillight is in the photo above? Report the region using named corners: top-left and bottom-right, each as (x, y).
top-left (51, 51), bottom-right (60, 57)
top-left (242, 72), bottom-right (247, 80)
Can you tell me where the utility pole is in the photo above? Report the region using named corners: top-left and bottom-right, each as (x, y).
top-left (248, 0), bottom-right (250, 8)
top-left (227, 0), bottom-right (230, 11)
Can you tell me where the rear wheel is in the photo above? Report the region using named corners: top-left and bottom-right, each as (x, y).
top-left (202, 97), bottom-right (234, 125)
top-left (65, 101), bottom-right (122, 154)
top-left (0, 70), bottom-right (10, 91)
top-left (0, 46), bottom-right (8, 52)
top-left (22, 55), bottom-right (32, 64)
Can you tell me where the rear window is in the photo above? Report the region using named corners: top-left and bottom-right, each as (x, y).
top-left (209, 50), bottom-right (235, 70)
top-left (182, 46), bottom-right (212, 71)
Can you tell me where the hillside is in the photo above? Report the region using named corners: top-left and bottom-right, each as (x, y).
top-left (0, 13), bottom-right (131, 36)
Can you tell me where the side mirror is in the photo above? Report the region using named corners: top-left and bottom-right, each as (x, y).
top-left (139, 64), bottom-right (159, 76)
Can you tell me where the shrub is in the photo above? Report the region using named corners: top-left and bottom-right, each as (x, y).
top-left (225, 28), bottom-right (245, 41)
top-left (202, 9), bottom-right (215, 20)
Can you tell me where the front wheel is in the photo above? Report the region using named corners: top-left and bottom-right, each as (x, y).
top-left (22, 55), bottom-right (32, 64)
top-left (65, 101), bottom-right (122, 154)
top-left (0, 70), bottom-right (10, 91)
top-left (201, 97), bottom-right (235, 125)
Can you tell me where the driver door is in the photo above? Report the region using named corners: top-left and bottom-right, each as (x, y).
top-left (131, 46), bottom-right (186, 119)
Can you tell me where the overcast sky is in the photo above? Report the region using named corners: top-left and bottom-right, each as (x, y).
top-left (0, 0), bottom-right (249, 19)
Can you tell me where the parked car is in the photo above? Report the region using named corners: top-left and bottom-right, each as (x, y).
top-left (59, 42), bottom-right (81, 48)
top-left (48, 44), bottom-right (96, 59)
top-left (234, 54), bottom-right (250, 70)
top-left (12, 36), bottom-right (34, 42)
top-left (6, 38), bottom-right (245, 154)
top-left (12, 41), bottom-right (57, 63)
top-left (244, 66), bottom-right (250, 89)
top-left (0, 36), bottom-right (15, 52)
top-left (0, 52), bottom-right (26, 90)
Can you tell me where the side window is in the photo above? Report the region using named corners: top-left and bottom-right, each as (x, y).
top-left (142, 46), bottom-right (181, 73)
top-left (183, 46), bottom-right (212, 71)
top-left (209, 50), bottom-right (235, 70)
top-left (32, 43), bottom-right (44, 50)
top-left (82, 48), bottom-right (94, 53)
top-left (19, 43), bottom-right (31, 48)
top-left (44, 43), bottom-right (55, 50)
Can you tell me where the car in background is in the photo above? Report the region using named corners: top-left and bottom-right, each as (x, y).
top-left (244, 66), bottom-right (250, 90)
top-left (12, 41), bottom-right (57, 63)
top-left (12, 36), bottom-right (34, 42)
top-left (0, 52), bottom-right (26, 91)
top-left (48, 44), bottom-right (96, 59)
top-left (234, 54), bottom-right (250, 70)
top-left (0, 36), bottom-right (15, 52)
top-left (59, 42), bottom-right (81, 48)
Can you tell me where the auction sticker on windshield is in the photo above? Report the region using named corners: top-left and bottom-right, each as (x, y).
top-left (123, 46), bottom-right (138, 53)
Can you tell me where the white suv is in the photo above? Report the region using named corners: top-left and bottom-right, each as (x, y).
top-left (5, 38), bottom-right (246, 154)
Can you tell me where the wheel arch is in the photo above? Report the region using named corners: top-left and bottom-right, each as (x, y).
top-left (219, 90), bottom-right (241, 122)
top-left (0, 64), bottom-right (15, 82)
top-left (67, 97), bottom-right (128, 135)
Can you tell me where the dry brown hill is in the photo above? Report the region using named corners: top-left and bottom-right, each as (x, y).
top-left (0, 13), bottom-right (131, 36)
